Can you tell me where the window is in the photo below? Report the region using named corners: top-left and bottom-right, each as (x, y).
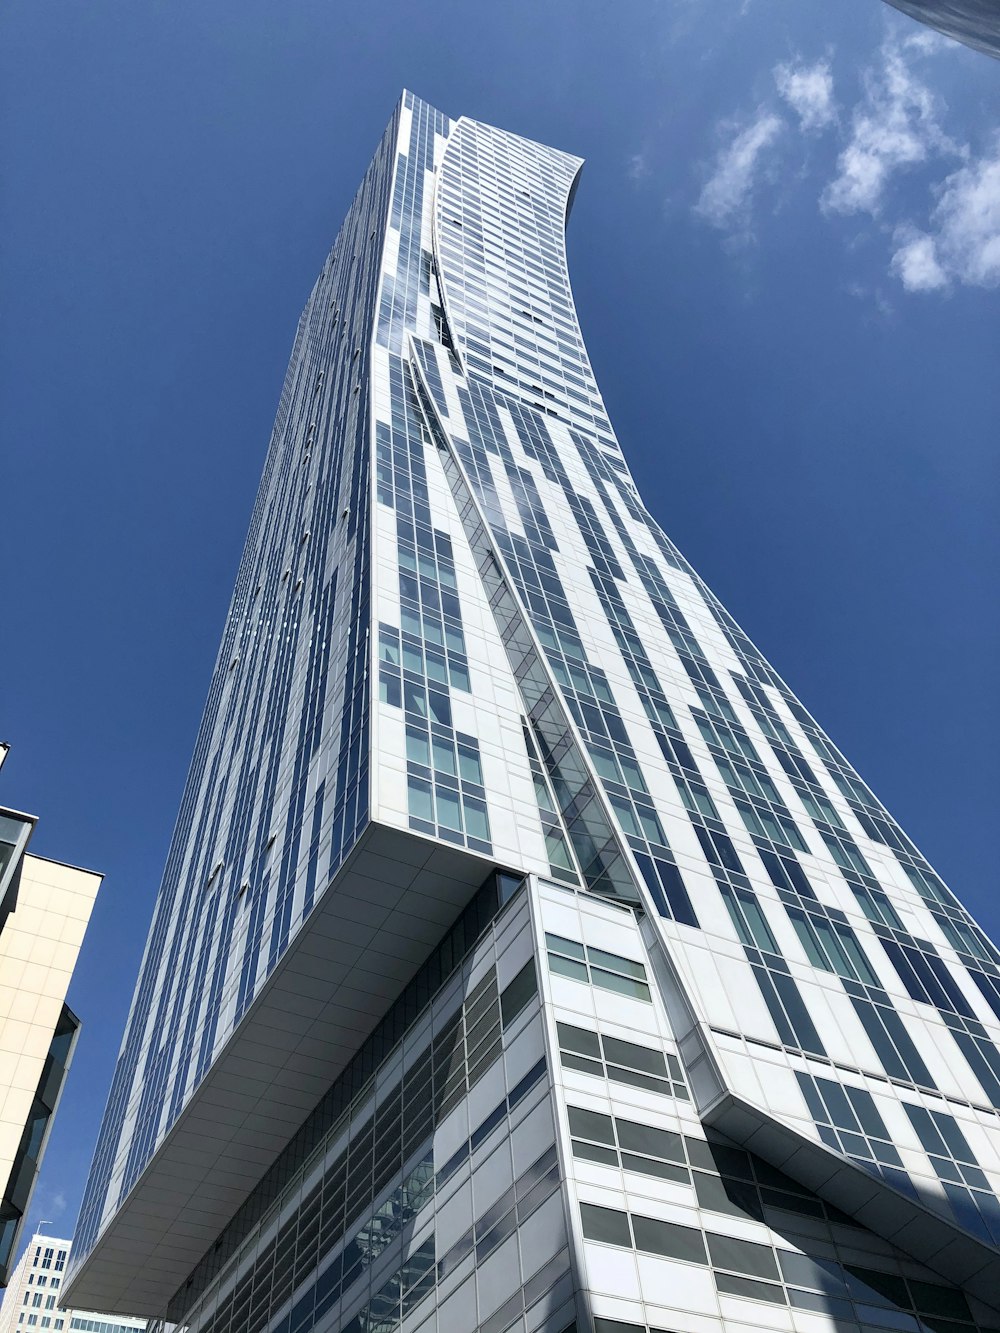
top-left (881, 939), bottom-right (974, 1017)
top-left (787, 909), bottom-right (878, 985)
top-left (969, 968), bottom-right (1000, 1023)
top-left (935, 913), bottom-right (999, 964)
top-left (631, 1214), bottom-right (707, 1264)
top-left (499, 961), bottom-right (537, 1027)
top-left (580, 1203), bottom-right (632, 1247)
top-left (850, 881), bottom-right (902, 929)
top-left (904, 864), bottom-right (950, 906)
top-left (708, 1233), bottom-right (779, 1280)
top-left (555, 1023), bottom-right (687, 1099)
top-left (569, 1105), bottom-right (615, 1145)
top-left (798, 1072), bottom-right (912, 1193)
top-left (569, 1104), bottom-right (689, 1181)
top-left (904, 1104), bottom-right (1000, 1246)
top-left (851, 999), bottom-right (934, 1088)
top-left (545, 934), bottom-right (651, 1001)
top-left (617, 1118), bottom-right (684, 1165)
top-left (633, 851), bottom-right (698, 927)
top-left (758, 848), bottom-right (817, 900)
top-left (821, 832), bottom-right (872, 878)
top-left (799, 790), bottom-right (845, 830)
top-left (695, 825), bottom-right (745, 874)
top-left (755, 967), bottom-right (826, 1057)
top-left (720, 885), bottom-right (778, 952)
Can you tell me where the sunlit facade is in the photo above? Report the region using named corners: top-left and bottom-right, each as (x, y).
top-left (0, 771), bottom-right (100, 1287)
top-left (67, 93), bottom-right (1000, 1333)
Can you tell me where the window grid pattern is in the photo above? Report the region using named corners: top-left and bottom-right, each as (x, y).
top-left (450, 372), bottom-right (682, 890)
top-left (796, 1072), bottom-right (914, 1194)
top-left (164, 872), bottom-right (513, 1325)
top-left (214, 1053), bottom-right (551, 1333)
top-left (411, 344), bottom-right (697, 922)
top-left (412, 297), bottom-right (993, 1137)
top-left (375, 328), bottom-right (493, 855)
top-left (693, 707), bottom-right (809, 855)
top-left (545, 933), bottom-right (652, 1002)
top-left (731, 660), bottom-right (1000, 1016)
top-left (711, 840), bottom-right (828, 1059)
top-left (556, 1021), bottom-right (688, 1100)
top-left (185, 972), bottom-right (506, 1333)
top-left (409, 360), bottom-right (639, 905)
top-left (579, 1131), bottom-right (988, 1330)
top-left (904, 1104), bottom-right (1000, 1247)
top-left (435, 116), bottom-right (614, 446)
top-left (719, 840), bottom-right (945, 1091)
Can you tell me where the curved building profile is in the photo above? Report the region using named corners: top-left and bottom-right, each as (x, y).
top-left (884, 0), bottom-right (1000, 58)
top-left (66, 94), bottom-right (1000, 1333)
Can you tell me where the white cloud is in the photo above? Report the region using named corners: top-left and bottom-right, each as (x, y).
top-left (900, 27), bottom-right (954, 57)
top-left (775, 59), bottom-right (836, 133)
top-left (684, 17), bottom-right (993, 296)
top-left (890, 227), bottom-right (947, 290)
top-left (822, 39), bottom-right (959, 217)
top-left (892, 146), bottom-right (1000, 290)
top-left (694, 110), bottom-right (784, 229)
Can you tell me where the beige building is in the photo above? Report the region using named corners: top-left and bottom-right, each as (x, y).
top-left (0, 1233), bottom-right (144, 1333)
top-left (0, 759), bottom-right (101, 1286)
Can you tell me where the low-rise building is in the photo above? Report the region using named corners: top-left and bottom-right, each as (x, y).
top-left (0, 1234), bottom-right (144, 1333)
top-left (0, 752), bottom-right (101, 1284)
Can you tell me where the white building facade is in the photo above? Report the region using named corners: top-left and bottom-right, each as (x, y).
top-left (0, 1234), bottom-right (143, 1333)
top-left (67, 94), bottom-right (1000, 1333)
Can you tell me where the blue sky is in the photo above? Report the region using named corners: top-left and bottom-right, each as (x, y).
top-left (1, 0), bottom-right (997, 1259)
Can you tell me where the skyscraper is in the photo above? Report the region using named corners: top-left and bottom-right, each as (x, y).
top-left (66, 93), bottom-right (1000, 1333)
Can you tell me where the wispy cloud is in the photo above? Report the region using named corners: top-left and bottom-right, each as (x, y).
top-left (676, 13), bottom-right (993, 297)
top-left (821, 37), bottom-right (960, 217)
top-left (627, 151), bottom-right (650, 183)
top-left (775, 59), bottom-right (836, 133)
top-left (690, 56), bottom-right (835, 240)
top-left (694, 110), bottom-right (784, 230)
top-left (891, 146), bottom-right (1000, 291)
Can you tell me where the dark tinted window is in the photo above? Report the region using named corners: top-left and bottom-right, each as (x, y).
top-left (580, 1204), bottom-right (631, 1248)
top-left (630, 1215), bottom-right (707, 1264)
